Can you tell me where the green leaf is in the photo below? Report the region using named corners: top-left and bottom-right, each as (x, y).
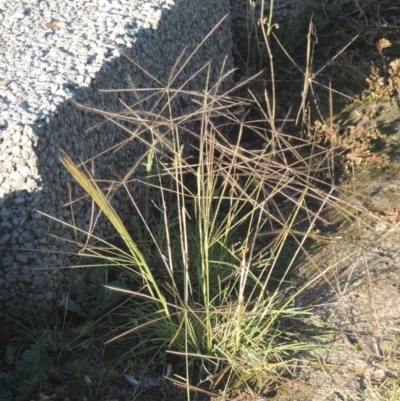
top-left (72, 278), bottom-right (88, 295)
top-left (75, 376), bottom-right (90, 394)
top-left (17, 373), bottom-right (50, 400)
top-left (313, 13), bottom-right (329, 28)
top-left (326, 3), bottom-right (340, 17)
top-left (108, 280), bottom-right (125, 303)
top-left (35, 371), bottom-right (48, 385)
top-left (5, 346), bottom-right (15, 364)
top-left (19, 379), bottom-right (34, 399)
top-left (0, 387), bottom-right (12, 401)
top-left (88, 266), bottom-right (107, 285)
top-left (15, 331), bottom-right (52, 376)
top-left (63, 299), bottom-right (85, 316)
top-left (67, 359), bottom-right (88, 375)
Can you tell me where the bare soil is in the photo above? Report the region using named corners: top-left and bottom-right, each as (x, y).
top-left (269, 4), bottom-right (400, 398)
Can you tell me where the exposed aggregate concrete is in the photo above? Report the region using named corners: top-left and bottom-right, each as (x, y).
top-left (0, 0), bottom-right (233, 319)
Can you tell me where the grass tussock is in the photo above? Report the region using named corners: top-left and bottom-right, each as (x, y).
top-left (46, 19), bottom-right (375, 398)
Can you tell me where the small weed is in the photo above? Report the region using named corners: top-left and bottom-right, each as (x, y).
top-left (311, 117), bottom-right (387, 173)
top-left (67, 359), bottom-right (91, 396)
top-left (0, 331), bottom-right (52, 401)
top-left (311, 0), bottom-right (340, 29)
top-left (1, 331), bottom-right (95, 401)
top-left (364, 55), bottom-right (400, 101)
top-left (60, 266), bottom-right (127, 318)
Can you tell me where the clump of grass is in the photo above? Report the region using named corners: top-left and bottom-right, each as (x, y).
top-left (48, 58), bottom-right (350, 401)
top-left (36, 8), bottom-right (392, 401)
top-left (55, 90), bottom-right (319, 394)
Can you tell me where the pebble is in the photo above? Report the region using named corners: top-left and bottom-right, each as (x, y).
top-left (16, 254), bottom-right (29, 264)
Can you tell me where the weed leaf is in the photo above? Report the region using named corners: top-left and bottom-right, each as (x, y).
top-left (15, 331), bottom-right (52, 376)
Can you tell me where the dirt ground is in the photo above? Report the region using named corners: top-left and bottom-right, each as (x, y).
top-left (272, 54), bottom-right (400, 401)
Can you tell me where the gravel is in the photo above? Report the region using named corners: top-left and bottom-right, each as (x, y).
top-left (0, 0), bottom-right (233, 323)
top-left (0, 0), bottom-right (172, 127)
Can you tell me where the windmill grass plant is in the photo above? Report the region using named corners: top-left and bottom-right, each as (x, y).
top-left (17, 3), bottom-right (396, 400)
top-left (56, 100), bottom-right (326, 396)
top-left (52, 47), bottom-right (341, 401)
